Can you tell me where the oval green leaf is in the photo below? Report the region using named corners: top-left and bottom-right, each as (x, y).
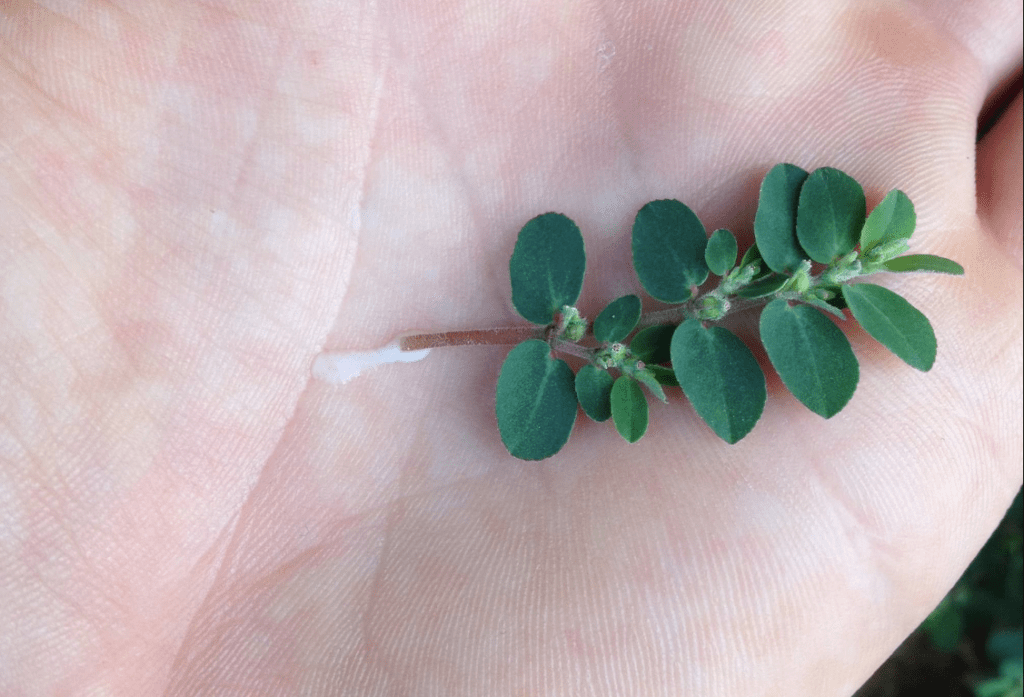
top-left (705, 228), bottom-right (739, 276)
top-left (883, 254), bottom-right (965, 276)
top-left (671, 320), bottom-right (767, 443)
top-left (861, 189), bottom-right (916, 253)
top-left (593, 294), bottom-right (642, 344)
top-left (611, 376), bottom-right (648, 443)
top-left (842, 283), bottom-right (936, 371)
top-left (629, 324), bottom-right (675, 364)
top-left (510, 213), bottom-right (587, 325)
top-left (575, 365), bottom-right (614, 422)
top-left (496, 340), bottom-right (578, 459)
top-left (632, 199), bottom-right (709, 303)
top-left (760, 298), bottom-right (860, 418)
top-left (754, 163), bottom-right (810, 274)
top-left (796, 167), bottom-right (866, 264)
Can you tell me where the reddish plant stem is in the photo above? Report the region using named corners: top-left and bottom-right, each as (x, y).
top-left (398, 293), bottom-right (772, 352)
top-left (399, 325), bottom-right (541, 351)
top-left (549, 339), bottom-right (595, 361)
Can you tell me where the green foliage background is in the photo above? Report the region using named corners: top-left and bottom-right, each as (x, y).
top-left (857, 488), bottom-right (1023, 697)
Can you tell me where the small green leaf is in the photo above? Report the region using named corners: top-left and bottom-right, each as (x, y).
top-left (705, 228), bottom-right (738, 276)
top-left (630, 367), bottom-right (667, 403)
top-left (575, 365), bottom-right (615, 421)
top-left (863, 238), bottom-right (910, 264)
top-left (671, 320), bottom-right (766, 443)
top-left (629, 325), bottom-right (675, 364)
top-left (754, 163), bottom-right (810, 274)
top-left (842, 283), bottom-right (937, 371)
top-left (593, 294), bottom-right (642, 344)
top-left (760, 299), bottom-right (859, 418)
top-left (611, 376), bottom-right (648, 443)
top-left (860, 189), bottom-right (916, 253)
top-left (496, 340), bottom-right (578, 459)
top-left (736, 244), bottom-right (776, 284)
top-left (510, 213), bottom-right (586, 325)
top-left (734, 274), bottom-right (787, 298)
top-left (797, 167), bottom-right (866, 264)
top-left (632, 199), bottom-right (709, 303)
top-left (739, 242), bottom-right (767, 276)
top-left (883, 254), bottom-right (965, 275)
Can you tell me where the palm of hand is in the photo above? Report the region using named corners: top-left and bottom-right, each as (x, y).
top-left (1, 2), bottom-right (1020, 695)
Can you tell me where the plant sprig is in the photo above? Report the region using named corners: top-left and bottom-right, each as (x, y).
top-left (402, 164), bottom-right (964, 460)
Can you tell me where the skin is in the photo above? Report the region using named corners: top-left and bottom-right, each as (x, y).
top-left (0, 1), bottom-right (1021, 695)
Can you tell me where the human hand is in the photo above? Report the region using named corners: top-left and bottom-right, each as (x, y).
top-left (1, 1), bottom-right (1021, 695)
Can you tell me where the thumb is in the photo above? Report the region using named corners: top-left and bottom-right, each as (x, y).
top-left (976, 88), bottom-right (1023, 269)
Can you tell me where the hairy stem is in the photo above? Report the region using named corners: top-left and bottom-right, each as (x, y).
top-left (634, 292), bottom-right (771, 330)
top-left (549, 339), bottom-right (596, 361)
top-left (399, 326), bottom-right (541, 351)
top-left (399, 266), bottom-right (844, 353)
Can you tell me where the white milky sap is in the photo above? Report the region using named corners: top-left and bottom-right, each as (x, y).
top-left (311, 342), bottom-right (430, 385)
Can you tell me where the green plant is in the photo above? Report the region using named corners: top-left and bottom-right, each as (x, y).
top-left (853, 489), bottom-right (1022, 697)
top-left (920, 488), bottom-right (1023, 697)
top-left (401, 164), bottom-right (964, 460)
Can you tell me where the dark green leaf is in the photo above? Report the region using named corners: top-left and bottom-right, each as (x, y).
top-left (509, 213), bottom-right (586, 325)
top-left (705, 228), bottom-right (738, 276)
top-left (796, 167), bottom-right (866, 264)
top-left (629, 325), bottom-right (675, 364)
top-left (671, 320), bottom-right (766, 443)
top-left (860, 189), bottom-right (916, 253)
top-left (611, 376), bottom-right (648, 443)
top-left (496, 340), bottom-right (578, 459)
top-left (842, 283), bottom-right (936, 371)
top-left (754, 163), bottom-right (810, 273)
top-left (647, 365), bottom-right (680, 387)
top-left (760, 298), bottom-right (859, 418)
top-left (593, 294), bottom-right (642, 344)
top-left (734, 274), bottom-right (787, 298)
top-left (632, 199), bottom-right (709, 303)
top-left (575, 365), bottom-right (614, 422)
top-left (738, 243), bottom-right (774, 282)
top-left (739, 242), bottom-right (767, 276)
top-left (883, 254), bottom-right (964, 275)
